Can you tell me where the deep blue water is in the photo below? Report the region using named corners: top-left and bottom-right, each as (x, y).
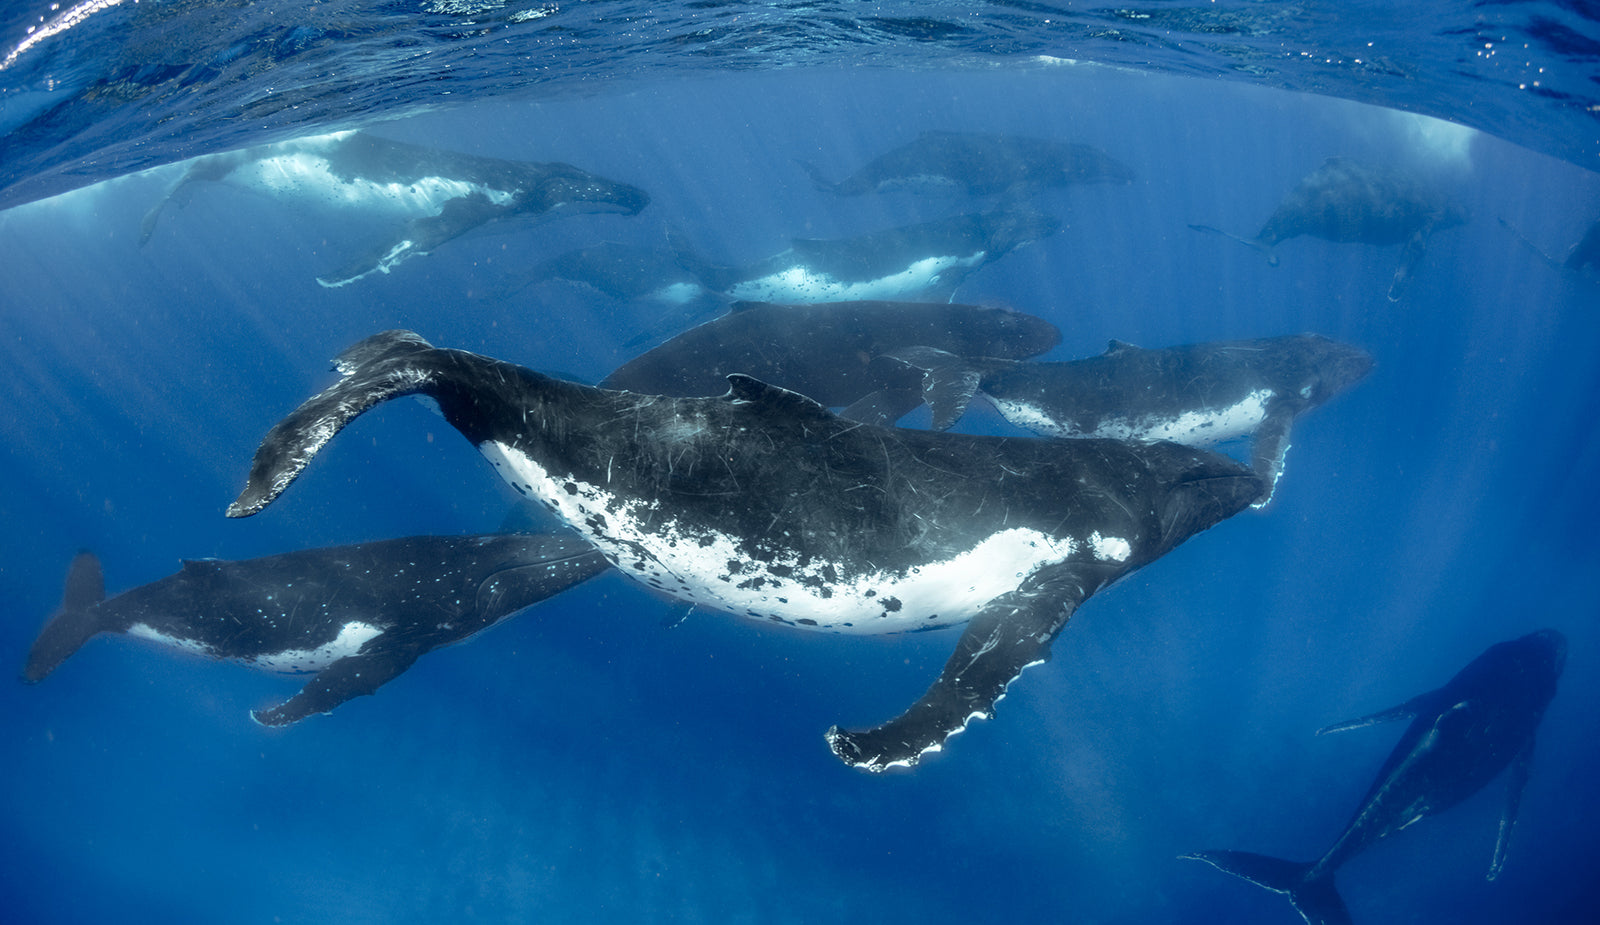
top-left (3, 7), bottom-right (1600, 925)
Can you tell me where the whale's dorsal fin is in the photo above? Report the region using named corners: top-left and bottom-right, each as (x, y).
top-left (179, 558), bottom-right (228, 574)
top-left (724, 374), bottom-right (834, 420)
top-left (1105, 339), bottom-right (1140, 356)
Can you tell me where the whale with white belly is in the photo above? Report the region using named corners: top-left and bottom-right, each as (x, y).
top-left (868, 334), bottom-right (1372, 506)
top-left (139, 130), bottom-right (650, 287)
top-left (23, 533), bottom-right (609, 725)
top-left (226, 330), bottom-right (1264, 771)
top-left (690, 210), bottom-right (1059, 305)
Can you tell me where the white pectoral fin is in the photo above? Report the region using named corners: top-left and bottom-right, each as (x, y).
top-left (1316, 692), bottom-right (1433, 736)
top-left (1490, 736), bottom-right (1538, 881)
top-left (1249, 406), bottom-right (1296, 508)
top-left (825, 568), bottom-right (1092, 772)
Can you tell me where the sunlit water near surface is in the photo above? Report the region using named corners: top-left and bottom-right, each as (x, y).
top-left (2, 3), bottom-right (1598, 923)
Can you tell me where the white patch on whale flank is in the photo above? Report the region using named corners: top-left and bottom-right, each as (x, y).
top-left (249, 621), bottom-right (383, 673)
top-left (991, 388), bottom-right (1274, 446)
top-left (727, 253), bottom-right (984, 304)
top-left (240, 149), bottom-right (516, 217)
top-left (125, 620), bottom-right (382, 674)
top-left (479, 440), bottom-right (1079, 635)
top-left (1088, 531), bottom-right (1131, 562)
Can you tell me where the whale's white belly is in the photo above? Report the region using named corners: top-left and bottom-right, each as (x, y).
top-left (992, 388), bottom-right (1273, 446)
top-left (479, 440), bottom-right (1126, 635)
top-left (727, 253), bottom-right (982, 304)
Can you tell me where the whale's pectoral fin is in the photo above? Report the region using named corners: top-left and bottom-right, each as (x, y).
top-left (1490, 735), bottom-right (1538, 881)
top-left (794, 158), bottom-right (841, 195)
top-left (252, 644), bottom-right (425, 726)
top-left (1316, 692), bottom-right (1434, 735)
top-left (826, 568), bottom-right (1093, 772)
top-left (138, 200), bottom-right (169, 248)
top-left (1496, 217), bottom-right (1563, 271)
top-left (317, 237), bottom-right (420, 288)
top-left (1388, 229), bottom-right (1430, 302)
top-left (1249, 405), bottom-right (1297, 508)
top-left (318, 194), bottom-right (506, 288)
top-left (227, 331), bottom-right (438, 518)
top-left (1188, 223), bottom-right (1276, 264)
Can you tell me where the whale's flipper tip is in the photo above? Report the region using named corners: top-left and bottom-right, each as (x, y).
top-left (229, 330), bottom-right (443, 517)
top-left (828, 569), bottom-right (1089, 772)
top-left (253, 648), bottom-right (422, 725)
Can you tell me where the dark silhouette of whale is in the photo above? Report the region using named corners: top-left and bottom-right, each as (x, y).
top-left (226, 331), bottom-right (1264, 771)
top-left (799, 130), bottom-right (1134, 197)
top-left (1565, 219), bottom-right (1600, 273)
top-left (23, 534), bottom-right (609, 725)
top-left (601, 299), bottom-right (1061, 423)
top-left (870, 334), bottom-right (1372, 505)
top-left (1183, 629), bottom-right (1567, 925)
top-left (493, 240), bottom-right (714, 306)
top-left (1494, 216), bottom-right (1600, 282)
top-left (690, 210), bottom-right (1060, 306)
top-left (1189, 157), bottom-right (1468, 301)
top-left (138, 130), bottom-right (650, 288)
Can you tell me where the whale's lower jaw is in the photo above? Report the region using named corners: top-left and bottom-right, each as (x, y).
top-left (476, 440), bottom-right (1093, 635)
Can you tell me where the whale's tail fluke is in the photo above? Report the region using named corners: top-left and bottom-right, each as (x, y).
top-left (870, 346), bottom-right (1009, 432)
top-left (227, 330), bottom-right (439, 518)
top-left (24, 552), bottom-right (107, 683)
top-left (1181, 850), bottom-right (1350, 925)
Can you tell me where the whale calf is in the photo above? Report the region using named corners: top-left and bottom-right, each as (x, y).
top-left (1189, 157), bottom-right (1467, 301)
top-left (227, 330), bottom-right (1264, 770)
top-left (24, 533), bottom-right (609, 725)
top-left (874, 334), bottom-right (1373, 504)
top-left (690, 210), bottom-right (1060, 306)
top-left (139, 130), bottom-right (650, 287)
top-left (1184, 629), bottom-right (1566, 925)
top-left (494, 240), bottom-right (714, 306)
top-left (800, 130), bottom-right (1134, 197)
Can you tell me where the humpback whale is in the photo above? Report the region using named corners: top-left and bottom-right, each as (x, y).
top-left (1189, 157), bottom-right (1468, 301)
top-left (872, 335), bottom-right (1372, 504)
top-left (1184, 629), bottom-right (1566, 925)
top-left (494, 240), bottom-right (713, 306)
top-left (138, 130), bottom-right (650, 287)
top-left (23, 533), bottom-right (609, 725)
top-left (691, 210), bottom-right (1060, 305)
top-left (601, 299), bottom-right (1061, 422)
top-left (227, 330), bottom-right (1264, 770)
top-left (799, 131), bottom-right (1134, 197)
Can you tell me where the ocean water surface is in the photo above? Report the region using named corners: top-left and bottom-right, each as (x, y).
top-left (2, 3), bottom-right (1598, 923)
